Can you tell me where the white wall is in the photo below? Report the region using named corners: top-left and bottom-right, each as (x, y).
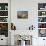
top-left (11, 0), bottom-right (46, 46)
top-left (11, 0), bottom-right (46, 30)
top-left (11, 0), bottom-right (38, 30)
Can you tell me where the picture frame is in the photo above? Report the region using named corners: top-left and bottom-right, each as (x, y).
top-left (17, 11), bottom-right (28, 19)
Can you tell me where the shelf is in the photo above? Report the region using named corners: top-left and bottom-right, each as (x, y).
top-left (0, 16), bottom-right (8, 17)
top-left (38, 10), bottom-right (46, 11)
top-left (38, 28), bottom-right (46, 29)
top-left (38, 16), bottom-right (46, 17)
top-left (0, 3), bottom-right (8, 37)
top-left (38, 22), bottom-right (46, 23)
top-left (0, 10), bottom-right (8, 11)
top-left (0, 22), bottom-right (8, 23)
top-left (38, 3), bottom-right (46, 37)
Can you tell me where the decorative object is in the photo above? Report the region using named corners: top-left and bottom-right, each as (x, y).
top-left (38, 23), bottom-right (46, 28)
top-left (17, 11), bottom-right (28, 19)
top-left (38, 3), bottom-right (46, 10)
top-left (38, 17), bottom-right (46, 22)
top-left (0, 23), bottom-right (8, 37)
top-left (39, 29), bottom-right (46, 37)
top-left (38, 11), bottom-right (46, 16)
top-left (29, 25), bottom-right (35, 30)
top-left (0, 3), bottom-right (8, 10)
top-left (5, 6), bottom-right (8, 10)
top-left (15, 35), bottom-right (32, 46)
top-left (19, 35), bottom-right (32, 45)
top-left (0, 6), bottom-right (1, 10)
top-left (11, 23), bottom-right (16, 30)
top-left (0, 17), bottom-right (8, 22)
top-left (42, 12), bottom-right (45, 15)
top-left (40, 8), bottom-right (44, 10)
top-left (0, 11), bottom-right (8, 16)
